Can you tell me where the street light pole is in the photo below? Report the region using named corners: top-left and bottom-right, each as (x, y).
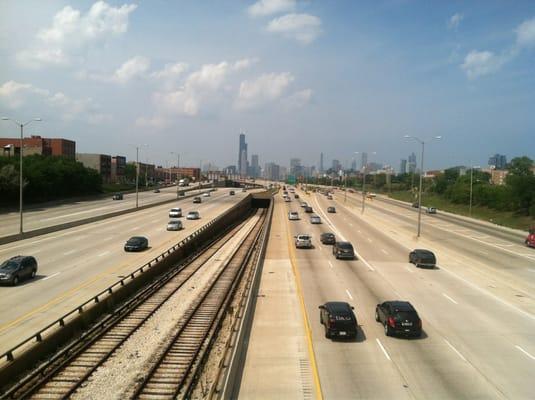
top-left (1, 117), bottom-right (41, 235)
top-left (135, 146), bottom-right (139, 208)
top-left (404, 135), bottom-right (442, 237)
top-left (355, 151), bottom-right (376, 214)
top-left (469, 164), bottom-right (480, 217)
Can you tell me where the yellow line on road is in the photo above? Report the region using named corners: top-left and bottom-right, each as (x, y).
top-left (282, 202), bottom-right (324, 400)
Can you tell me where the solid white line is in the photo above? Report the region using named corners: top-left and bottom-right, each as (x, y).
top-left (63, 249), bottom-right (77, 256)
top-left (515, 345), bottom-right (535, 361)
top-left (442, 293), bottom-right (458, 304)
top-left (328, 261), bottom-right (334, 268)
top-left (444, 339), bottom-right (467, 361)
top-left (376, 338), bottom-right (391, 361)
top-left (98, 251), bottom-right (110, 257)
top-left (129, 226), bottom-right (140, 232)
top-left (381, 249), bottom-right (389, 255)
top-left (405, 266), bottom-right (414, 273)
top-left (496, 243), bottom-right (514, 247)
top-left (345, 289), bottom-right (353, 300)
top-left (472, 235), bottom-right (490, 239)
top-left (42, 272), bottom-right (60, 281)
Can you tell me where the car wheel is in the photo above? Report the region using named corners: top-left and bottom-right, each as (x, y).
top-left (12, 275), bottom-right (19, 286)
top-left (31, 270), bottom-right (36, 279)
top-left (384, 323), bottom-right (392, 337)
top-left (375, 310), bottom-right (380, 322)
top-left (325, 327), bottom-right (331, 339)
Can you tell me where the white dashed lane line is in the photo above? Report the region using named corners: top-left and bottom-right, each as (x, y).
top-left (41, 272), bottom-right (61, 281)
top-left (345, 289), bottom-right (353, 300)
top-left (515, 345), bottom-right (535, 361)
top-left (381, 249), bottom-right (389, 255)
top-left (376, 339), bottom-right (391, 361)
top-left (442, 293), bottom-right (458, 305)
top-left (328, 261), bottom-right (334, 269)
top-left (63, 249), bottom-right (77, 256)
top-left (98, 251), bottom-right (111, 257)
top-left (405, 266), bottom-right (414, 273)
top-left (444, 339), bottom-right (467, 361)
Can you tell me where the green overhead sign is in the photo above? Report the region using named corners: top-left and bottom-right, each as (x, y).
top-left (287, 175), bottom-right (296, 184)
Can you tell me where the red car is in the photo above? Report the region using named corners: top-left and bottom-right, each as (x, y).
top-left (526, 227), bottom-right (535, 248)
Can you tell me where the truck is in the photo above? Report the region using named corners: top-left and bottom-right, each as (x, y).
top-left (178, 178), bottom-right (190, 187)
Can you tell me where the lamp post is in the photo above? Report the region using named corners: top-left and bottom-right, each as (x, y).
top-left (355, 151), bottom-right (376, 214)
top-left (404, 135), bottom-right (442, 237)
top-left (1, 117), bottom-right (41, 235)
top-left (171, 152), bottom-right (180, 197)
top-left (131, 144), bottom-right (148, 208)
top-left (469, 164), bottom-right (480, 217)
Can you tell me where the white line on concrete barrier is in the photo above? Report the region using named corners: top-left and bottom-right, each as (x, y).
top-left (515, 345), bottom-right (535, 361)
top-left (442, 293), bottom-right (458, 304)
top-left (444, 339), bottom-right (466, 361)
top-left (376, 338), bottom-right (391, 361)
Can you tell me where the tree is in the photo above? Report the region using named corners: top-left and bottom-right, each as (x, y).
top-left (506, 157), bottom-right (535, 215)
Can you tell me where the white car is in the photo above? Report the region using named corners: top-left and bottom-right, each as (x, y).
top-left (426, 207), bottom-right (437, 214)
top-left (288, 211), bottom-right (299, 221)
top-left (203, 192), bottom-right (211, 197)
top-left (167, 220), bottom-right (183, 231)
top-left (186, 211), bottom-right (200, 220)
top-left (310, 215), bottom-right (321, 224)
top-left (295, 234), bottom-right (312, 249)
top-left (169, 208), bottom-right (182, 218)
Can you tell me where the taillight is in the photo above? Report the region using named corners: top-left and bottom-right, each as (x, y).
top-left (388, 317), bottom-right (396, 327)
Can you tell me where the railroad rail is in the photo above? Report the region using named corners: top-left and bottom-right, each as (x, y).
top-left (2, 209), bottom-right (265, 399)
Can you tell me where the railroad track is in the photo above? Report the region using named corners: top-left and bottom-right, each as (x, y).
top-left (3, 209), bottom-right (264, 399)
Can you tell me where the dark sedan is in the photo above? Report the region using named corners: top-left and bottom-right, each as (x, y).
top-left (409, 249), bottom-right (437, 268)
top-left (124, 236), bottom-right (149, 252)
top-left (304, 206), bottom-right (313, 213)
top-left (320, 232), bottom-right (336, 245)
top-left (332, 241), bottom-right (355, 260)
top-left (319, 302), bottom-right (358, 339)
top-left (375, 301), bottom-right (422, 337)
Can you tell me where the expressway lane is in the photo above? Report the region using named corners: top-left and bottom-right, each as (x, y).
top-left (283, 188), bottom-right (534, 399)
top-left (0, 184), bottom-right (205, 238)
top-left (0, 188), bottom-right (249, 355)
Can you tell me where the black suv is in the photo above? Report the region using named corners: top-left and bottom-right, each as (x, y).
top-left (319, 302), bottom-right (358, 339)
top-left (320, 232), bottom-right (336, 245)
top-left (112, 192), bottom-right (123, 200)
top-left (409, 249), bottom-right (436, 268)
top-left (333, 241), bottom-right (355, 260)
top-left (124, 236), bottom-right (149, 252)
top-left (375, 301), bottom-right (422, 337)
top-left (304, 206), bottom-right (313, 213)
top-left (0, 256), bottom-right (38, 285)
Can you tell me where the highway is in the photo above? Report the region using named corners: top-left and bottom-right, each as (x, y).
top-left (281, 187), bottom-right (534, 399)
top-left (0, 188), bottom-right (249, 355)
top-left (0, 184), bottom-right (205, 238)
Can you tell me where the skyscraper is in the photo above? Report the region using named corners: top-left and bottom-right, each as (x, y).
top-left (408, 152), bottom-right (417, 173)
top-left (400, 159), bottom-right (407, 174)
top-left (320, 152), bottom-right (324, 173)
top-left (238, 133), bottom-right (248, 177)
top-left (290, 158), bottom-right (302, 176)
top-left (488, 154), bottom-right (507, 169)
top-left (332, 159), bottom-right (341, 171)
top-left (361, 152), bottom-right (368, 170)
top-left (351, 159), bottom-right (357, 171)
top-left (251, 154), bottom-right (259, 178)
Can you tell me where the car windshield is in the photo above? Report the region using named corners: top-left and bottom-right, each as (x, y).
top-left (0, 261), bottom-right (19, 271)
top-left (298, 235), bottom-right (311, 240)
top-left (338, 243), bottom-right (353, 249)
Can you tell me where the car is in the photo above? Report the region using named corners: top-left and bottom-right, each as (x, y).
top-left (0, 256), bottom-right (38, 285)
top-left (320, 232), bottom-right (336, 245)
top-left (526, 227), bottom-right (535, 248)
top-left (425, 207), bottom-right (437, 214)
top-left (327, 194), bottom-right (333, 200)
top-left (375, 301), bottom-right (422, 337)
top-left (310, 215), bottom-right (321, 224)
top-left (242, 188), bottom-right (247, 192)
top-left (284, 196), bottom-right (291, 202)
top-left (412, 202), bottom-right (419, 208)
top-left (295, 234), bottom-right (312, 249)
top-left (300, 201), bottom-right (308, 208)
top-left (409, 249), bottom-right (436, 268)
top-left (193, 196), bottom-right (202, 203)
top-left (319, 302), bottom-right (358, 339)
top-left (288, 211), bottom-right (300, 221)
top-left (187, 211), bottom-right (201, 220)
top-left (294, 194), bottom-right (300, 199)
top-left (366, 192), bottom-right (377, 199)
top-left (169, 207), bottom-right (182, 218)
top-left (112, 192), bottom-right (123, 200)
top-left (167, 220), bottom-right (183, 231)
top-left (304, 206), bottom-right (313, 213)
top-left (229, 190), bottom-right (235, 195)
top-left (327, 206), bottom-right (336, 213)
top-left (153, 188), bottom-right (160, 193)
top-left (333, 241), bottom-right (355, 260)
top-left (179, 191), bottom-right (185, 197)
top-left (203, 191), bottom-right (211, 197)
top-left (124, 236), bottom-right (149, 252)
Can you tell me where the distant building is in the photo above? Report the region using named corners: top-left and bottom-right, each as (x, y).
top-left (0, 135), bottom-right (75, 158)
top-left (238, 133), bottom-right (248, 177)
top-left (489, 169), bottom-right (508, 185)
top-left (351, 159), bottom-right (357, 171)
top-left (155, 166), bottom-right (200, 182)
top-left (361, 152), bottom-right (368, 170)
top-left (408, 152), bottom-right (417, 173)
top-left (320, 152), bottom-right (324, 173)
top-left (76, 153), bottom-right (112, 183)
top-left (332, 159), bottom-right (341, 171)
top-left (251, 154), bottom-right (260, 178)
top-left (400, 159), bottom-right (407, 174)
top-left (290, 158), bottom-right (302, 176)
top-left (488, 154), bottom-right (507, 170)
top-left (367, 162), bottom-right (382, 172)
top-left (111, 156), bottom-right (126, 183)
top-left (264, 162), bottom-right (280, 181)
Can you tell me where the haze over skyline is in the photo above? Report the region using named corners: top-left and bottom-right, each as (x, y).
top-left (1, 0), bottom-right (534, 171)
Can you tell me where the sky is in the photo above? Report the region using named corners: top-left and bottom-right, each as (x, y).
top-left (0, 0), bottom-right (534, 172)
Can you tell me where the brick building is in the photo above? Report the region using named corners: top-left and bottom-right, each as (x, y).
top-left (111, 156), bottom-right (126, 183)
top-left (0, 135), bottom-right (75, 158)
top-left (76, 153), bottom-right (112, 183)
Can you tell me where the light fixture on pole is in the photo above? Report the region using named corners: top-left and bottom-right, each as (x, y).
top-left (130, 144), bottom-right (148, 208)
top-left (469, 164), bottom-right (480, 217)
top-left (355, 151), bottom-right (376, 214)
top-left (404, 134), bottom-right (442, 237)
top-left (170, 151), bottom-right (180, 197)
top-left (1, 117), bottom-right (42, 235)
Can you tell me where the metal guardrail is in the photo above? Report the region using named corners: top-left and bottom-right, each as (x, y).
top-left (0, 194), bottom-right (249, 366)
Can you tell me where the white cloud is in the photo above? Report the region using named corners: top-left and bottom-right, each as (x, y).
top-left (113, 56), bottom-right (150, 83)
top-left (448, 13), bottom-right (463, 30)
top-left (267, 13), bottom-right (322, 44)
top-left (282, 88), bottom-right (312, 109)
top-left (515, 17), bottom-right (535, 48)
top-left (460, 50), bottom-right (506, 79)
top-left (0, 80), bottom-right (110, 124)
top-left (235, 72), bottom-right (294, 109)
top-left (233, 58), bottom-right (259, 71)
top-left (248, 0), bottom-right (296, 17)
top-left (150, 62), bottom-right (188, 80)
top-left (153, 90), bottom-right (200, 117)
top-left (17, 1), bottom-right (137, 68)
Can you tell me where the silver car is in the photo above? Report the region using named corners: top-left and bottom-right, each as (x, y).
top-left (169, 207), bottom-right (182, 218)
top-left (187, 211), bottom-right (200, 220)
top-left (167, 220), bottom-right (183, 231)
top-left (310, 215), bottom-right (321, 224)
top-left (295, 234), bottom-right (312, 249)
top-left (288, 211), bottom-right (299, 220)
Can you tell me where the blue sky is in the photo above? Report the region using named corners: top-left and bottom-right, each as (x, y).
top-left (0, 0), bottom-right (534, 171)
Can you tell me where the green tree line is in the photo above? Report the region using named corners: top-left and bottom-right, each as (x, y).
top-left (0, 155), bottom-right (102, 206)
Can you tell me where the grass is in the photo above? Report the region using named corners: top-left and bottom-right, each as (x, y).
top-left (388, 191), bottom-right (534, 231)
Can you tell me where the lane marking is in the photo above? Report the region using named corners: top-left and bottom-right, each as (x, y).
top-left (349, 223), bottom-right (354, 227)
top-left (367, 238), bottom-right (373, 243)
top-left (97, 251), bottom-right (110, 257)
top-left (442, 293), bottom-right (458, 304)
top-left (328, 261), bottom-right (334, 269)
top-left (129, 226), bottom-right (141, 232)
top-left (41, 272), bottom-right (61, 281)
top-left (381, 249), bottom-right (389, 255)
top-left (444, 339), bottom-right (467, 361)
top-left (357, 230), bottom-right (362, 234)
top-left (345, 289), bottom-right (353, 300)
top-left (405, 266), bottom-right (414, 273)
top-left (515, 345), bottom-right (535, 361)
top-left (376, 338), bottom-right (391, 361)
top-left (63, 249), bottom-right (77, 256)
top-left (528, 268), bottom-right (535, 273)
